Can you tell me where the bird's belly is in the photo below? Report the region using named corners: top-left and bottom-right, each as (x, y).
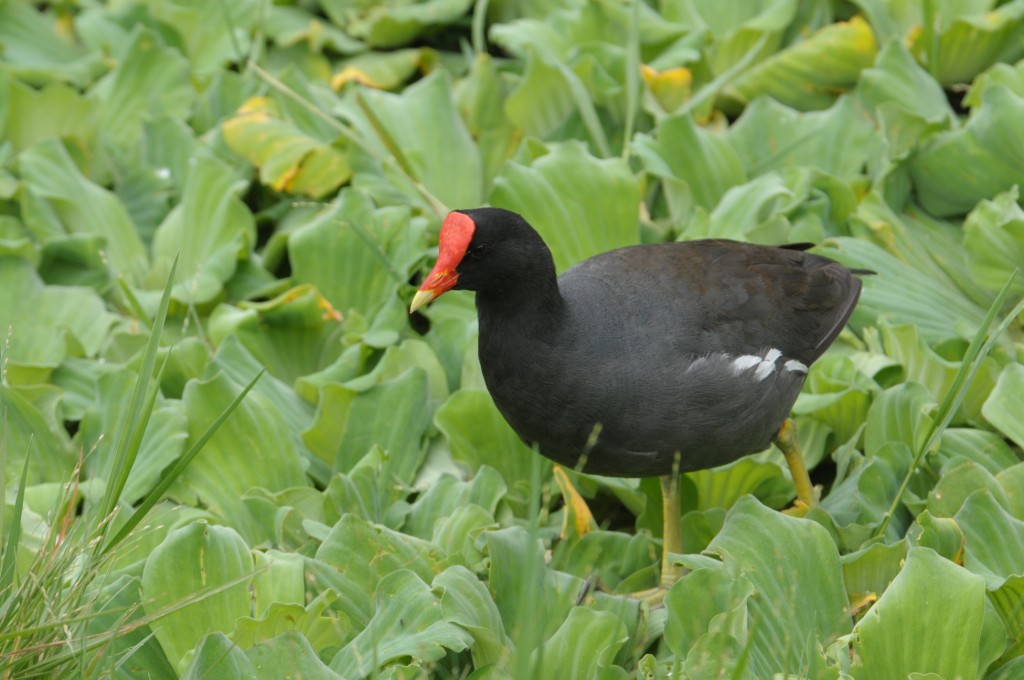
top-left (482, 348), bottom-right (809, 478)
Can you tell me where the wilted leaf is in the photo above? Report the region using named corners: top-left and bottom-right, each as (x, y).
top-left (222, 96), bottom-right (351, 198)
top-left (725, 17), bottom-right (877, 111)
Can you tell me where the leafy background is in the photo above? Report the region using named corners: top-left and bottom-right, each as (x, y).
top-left (2, 0), bottom-right (1024, 678)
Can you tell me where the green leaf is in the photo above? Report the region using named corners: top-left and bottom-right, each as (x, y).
top-left (858, 40), bottom-right (954, 124)
top-left (908, 0), bottom-right (1024, 86)
top-left (820, 237), bottom-right (987, 345)
top-left (175, 370), bottom-right (308, 541)
top-left (537, 607), bottom-right (628, 679)
top-left (686, 458), bottom-right (791, 511)
top-left (79, 370), bottom-right (188, 503)
top-left (963, 187), bottom-right (1024, 302)
top-left (956, 491), bottom-right (1024, 588)
top-left (354, 70), bottom-right (483, 210)
top-left (841, 539), bottom-right (909, 607)
top-left (3, 78), bottom-right (96, 152)
top-left (18, 139), bottom-right (149, 284)
top-left (483, 525), bottom-right (581, 649)
top-left (850, 547), bottom-right (990, 680)
top-left (434, 389), bottom-right (546, 513)
top-left (663, 562), bottom-right (754, 676)
top-left (145, 0), bottom-right (259, 74)
top-left (312, 514), bottom-right (445, 629)
top-left (910, 86), bottom-right (1024, 217)
top-left (504, 50), bottom-right (578, 140)
top-left (184, 630), bottom-right (346, 680)
top-left (302, 367), bottom-right (432, 481)
top-left (727, 96), bottom-right (877, 181)
top-left (150, 154), bottom-right (255, 306)
top-left (403, 466), bottom-right (506, 540)
top-left (141, 520), bottom-right (254, 671)
top-left (0, 258), bottom-right (116, 382)
top-left (490, 141), bottom-right (640, 270)
top-left (288, 192), bottom-right (426, 318)
top-left (208, 285), bottom-right (344, 385)
top-left (698, 496), bottom-right (852, 678)
top-left (320, 0), bottom-right (474, 48)
top-left (928, 462), bottom-right (1008, 518)
top-left (634, 114), bottom-right (745, 220)
top-left (436, 565), bottom-right (513, 669)
top-left (328, 569), bottom-right (473, 677)
top-left (0, 2), bottom-right (105, 86)
top-left (864, 382), bottom-right (933, 457)
top-left (89, 27), bottom-right (193, 149)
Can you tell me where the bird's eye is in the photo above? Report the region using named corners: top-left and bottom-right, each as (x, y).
top-left (471, 243), bottom-right (487, 256)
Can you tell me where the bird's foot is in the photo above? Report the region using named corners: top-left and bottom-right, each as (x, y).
top-left (627, 563), bottom-right (688, 607)
top-left (782, 495), bottom-right (819, 517)
top-left (628, 583), bottom-right (673, 607)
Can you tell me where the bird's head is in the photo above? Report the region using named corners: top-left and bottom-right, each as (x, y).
top-left (410, 208), bottom-right (549, 312)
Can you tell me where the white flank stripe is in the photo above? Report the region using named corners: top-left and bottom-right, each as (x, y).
top-left (754, 360), bottom-right (776, 380)
top-left (764, 348), bottom-right (782, 363)
top-left (732, 355), bottom-right (761, 373)
top-left (785, 359), bottom-right (809, 374)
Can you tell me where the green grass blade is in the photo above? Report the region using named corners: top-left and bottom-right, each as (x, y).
top-left (472, 0), bottom-right (490, 55)
top-left (680, 33), bottom-right (769, 118)
top-left (620, 0), bottom-right (640, 159)
top-left (102, 368), bottom-right (265, 554)
top-left (96, 255), bottom-right (178, 527)
top-left (875, 270), bottom-right (1021, 538)
top-left (116, 277), bottom-right (151, 331)
top-left (555, 61), bottom-right (611, 157)
top-left (246, 62), bottom-right (448, 218)
top-left (0, 442), bottom-right (31, 595)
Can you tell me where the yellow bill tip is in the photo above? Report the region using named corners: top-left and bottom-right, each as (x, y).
top-left (409, 289), bottom-right (437, 314)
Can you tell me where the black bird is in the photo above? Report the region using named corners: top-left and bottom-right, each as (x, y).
top-left (411, 208), bottom-right (864, 595)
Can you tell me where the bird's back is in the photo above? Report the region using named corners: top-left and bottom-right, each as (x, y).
top-left (478, 239), bottom-right (862, 476)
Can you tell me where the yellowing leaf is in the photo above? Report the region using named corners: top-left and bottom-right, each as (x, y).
top-left (222, 96), bottom-right (351, 198)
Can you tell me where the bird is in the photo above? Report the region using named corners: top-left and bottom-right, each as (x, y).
top-left (410, 207), bottom-right (864, 597)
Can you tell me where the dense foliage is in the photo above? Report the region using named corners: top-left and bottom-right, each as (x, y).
top-left (2, 0), bottom-right (1024, 677)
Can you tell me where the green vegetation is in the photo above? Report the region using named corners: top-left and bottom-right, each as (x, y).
top-left (2, 0), bottom-right (1024, 677)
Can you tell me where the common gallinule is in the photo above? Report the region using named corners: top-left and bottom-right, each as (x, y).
top-left (410, 208), bottom-right (864, 594)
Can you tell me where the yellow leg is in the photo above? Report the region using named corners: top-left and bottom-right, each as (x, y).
top-left (659, 473), bottom-right (684, 587)
top-left (775, 418), bottom-right (818, 508)
top-left (631, 457), bottom-right (686, 605)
